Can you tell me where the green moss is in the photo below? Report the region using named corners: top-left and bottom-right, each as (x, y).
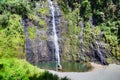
top-left (40, 35), bottom-right (47, 40)
top-left (28, 27), bottom-right (36, 39)
top-left (37, 8), bottom-right (49, 16)
top-left (28, 13), bottom-right (37, 21)
top-left (62, 34), bottom-right (80, 61)
top-left (38, 19), bottom-right (46, 28)
top-left (37, 1), bottom-right (49, 16)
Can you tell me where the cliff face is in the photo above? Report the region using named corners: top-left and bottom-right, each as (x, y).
top-left (22, 1), bottom-right (62, 64)
top-left (22, 0), bottom-right (120, 65)
top-left (0, 0), bottom-right (119, 65)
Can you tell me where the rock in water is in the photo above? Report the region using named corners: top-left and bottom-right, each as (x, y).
top-left (57, 64), bottom-right (62, 70)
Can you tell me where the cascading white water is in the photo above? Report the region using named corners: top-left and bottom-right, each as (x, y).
top-left (48, 0), bottom-right (60, 66)
top-left (80, 21), bottom-right (85, 60)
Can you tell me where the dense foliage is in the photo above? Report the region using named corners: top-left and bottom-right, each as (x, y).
top-left (0, 58), bottom-right (40, 80)
top-left (0, 0), bottom-right (42, 58)
top-left (0, 0), bottom-right (28, 58)
top-left (57, 0), bottom-right (120, 62)
top-left (0, 58), bottom-right (70, 80)
top-left (0, 0), bottom-right (70, 80)
top-left (0, 0), bottom-right (30, 16)
top-left (0, 0), bottom-right (120, 74)
top-left (0, 14), bottom-right (25, 58)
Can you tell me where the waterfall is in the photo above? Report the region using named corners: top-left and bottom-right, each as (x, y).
top-left (80, 21), bottom-right (85, 61)
top-left (48, 0), bottom-right (60, 66)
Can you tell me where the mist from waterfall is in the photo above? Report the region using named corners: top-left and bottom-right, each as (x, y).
top-left (48, 0), bottom-right (60, 66)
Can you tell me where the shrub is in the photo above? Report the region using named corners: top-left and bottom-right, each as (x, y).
top-left (0, 0), bottom-right (30, 16)
top-left (0, 14), bottom-right (25, 58)
top-left (0, 58), bottom-right (70, 80)
top-left (0, 58), bottom-right (40, 80)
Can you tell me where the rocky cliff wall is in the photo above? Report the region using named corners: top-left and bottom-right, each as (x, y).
top-left (22, 0), bottom-right (120, 65)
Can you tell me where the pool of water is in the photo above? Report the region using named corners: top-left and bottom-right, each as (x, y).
top-left (37, 62), bottom-right (92, 72)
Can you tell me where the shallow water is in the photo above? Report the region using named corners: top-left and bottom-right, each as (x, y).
top-left (37, 62), bottom-right (91, 72)
top-left (48, 64), bottom-right (120, 80)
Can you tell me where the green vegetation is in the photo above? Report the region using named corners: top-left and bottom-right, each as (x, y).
top-left (0, 58), bottom-right (40, 80)
top-left (0, 0), bottom-right (35, 58)
top-left (0, 14), bottom-right (25, 58)
top-left (0, 0), bottom-right (30, 16)
top-left (0, 0), bottom-right (120, 79)
top-left (0, 0), bottom-right (69, 80)
top-left (58, 0), bottom-right (120, 62)
top-left (29, 71), bottom-right (70, 80)
top-left (0, 0), bottom-right (48, 58)
top-left (0, 58), bottom-right (70, 80)
top-left (28, 27), bottom-right (36, 39)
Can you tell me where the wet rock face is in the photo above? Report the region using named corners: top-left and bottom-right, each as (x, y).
top-left (90, 42), bottom-right (108, 65)
top-left (22, 1), bottom-right (111, 65)
top-left (47, 40), bottom-right (56, 61)
top-left (22, 1), bottom-right (62, 64)
top-left (21, 18), bottom-right (35, 64)
top-left (25, 38), bottom-right (35, 64)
